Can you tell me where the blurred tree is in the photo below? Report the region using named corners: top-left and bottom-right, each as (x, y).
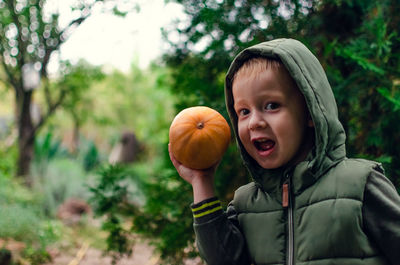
top-left (84, 62), bottom-right (176, 156)
top-left (57, 60), bottom-right (105, 153)
top-left (0, 0), bottom-right (138, 183)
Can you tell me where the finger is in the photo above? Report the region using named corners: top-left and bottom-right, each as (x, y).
top-left (168, 143), bottom-right (181, 168)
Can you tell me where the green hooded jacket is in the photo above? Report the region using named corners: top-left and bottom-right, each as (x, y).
top-left (190, 38), bottom-right (400, 265)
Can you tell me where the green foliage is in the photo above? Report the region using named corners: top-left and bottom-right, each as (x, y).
top-left (33, 131), bottom-right (69, 176)
top-left (131, 164), bottom-right (196, 264)
top-left (57, 60), bottom-right (106, 131)
top-left (32, 131), bottom-right (87, 215)
top-left (46, 62), bottom-right (176, 165)
top-left (22, 220), bottom-right (62, 265)
top-left (89, 165), bottom-right (138, 264)
top-left (317, 1), bottom-right (400, 188)
top-left (0, 173), bottom-right (40, 207)
top-left (31, 129), bottom-right (107, 216)
top-left (89, 159), bottom-right (200, 264)
top-left (89, 165), bottom-right (139, 216)
top-left (377, 87), bottom-right (400, 111)
top-left (22, 245), bottom-right (52, 265)
top-left (34, 131), bottom-right (67, 161)
top-left (82, 141), bottom-right (100, 172)
top-left (0, 143), bottom-right (17, 177)
top-left (0, 175), bottom-right (63, 264)
top-left (0, 204), bottom-right (41, 241)
top-left (0, 203), bottom-right (61, 245)
top-left (82, 63), bottom-right (175, 152)
top-left (32, 157), bottom-right (92, 217)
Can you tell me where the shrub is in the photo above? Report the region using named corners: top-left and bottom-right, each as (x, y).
top-left (89, 164), bottom-right (141, 264)
top-left (32, 158), bottom-right (92, 217)
top-left (0, 204), bottom-right (41, 242)
top-left (0, 143), bottom-right (17, 177)
top-left (0, 175), bottom-right (63, 265)
top-left (81, 140), bottom-right (100, 172)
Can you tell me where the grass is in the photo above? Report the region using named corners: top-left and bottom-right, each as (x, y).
top-left (0, 204), bottom-right (41, 242)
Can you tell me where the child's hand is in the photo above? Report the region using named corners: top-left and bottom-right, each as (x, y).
top-left (168, 144), bottom-right (217, 203)
top-left (168, 143), bottom-right (216, 183)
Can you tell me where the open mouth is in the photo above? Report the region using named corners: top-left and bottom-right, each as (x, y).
top-left (253, 139), bottom-right (275, 152)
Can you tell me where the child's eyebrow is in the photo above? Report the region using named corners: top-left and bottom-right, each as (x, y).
top-left (233, 98), bottom-right (247, 109)
top-left (233, 103), bottom-right (242, 111)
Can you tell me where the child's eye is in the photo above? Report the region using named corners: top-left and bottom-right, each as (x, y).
top-left (265, 102), bottom-right (280, 111)
top-left (238, 109), bottom-right (250, 116)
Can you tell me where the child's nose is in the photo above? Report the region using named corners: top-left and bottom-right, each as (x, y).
top-left (249, 112), bottom-right (267, 130)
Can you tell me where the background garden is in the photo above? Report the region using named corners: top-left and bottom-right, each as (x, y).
top-left (0, 0), bottom-right (399, 264)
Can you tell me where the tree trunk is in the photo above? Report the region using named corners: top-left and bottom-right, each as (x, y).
top-left (16, 90), bottom-right (35, 185)
top-left (71, 112), bottom-right (80, 154)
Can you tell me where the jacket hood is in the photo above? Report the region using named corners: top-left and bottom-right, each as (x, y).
top-left (225, 38), bottom-right (346, 194)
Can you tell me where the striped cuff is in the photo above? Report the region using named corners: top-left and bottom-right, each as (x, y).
top-left (191, 197), bottom-right (223, 222)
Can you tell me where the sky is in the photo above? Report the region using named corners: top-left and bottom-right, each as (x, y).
top-left (49, 0), bottom-right (186, 73)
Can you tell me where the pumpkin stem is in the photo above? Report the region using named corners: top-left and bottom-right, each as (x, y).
top-left (196, 122), bottom-right (204, 129)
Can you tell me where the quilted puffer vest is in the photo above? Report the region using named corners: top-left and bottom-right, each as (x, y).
top-left (233, 158), bottom-right (388, 265)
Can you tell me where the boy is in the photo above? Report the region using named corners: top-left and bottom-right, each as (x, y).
top-left (169, 38), bottom-right (400, 264)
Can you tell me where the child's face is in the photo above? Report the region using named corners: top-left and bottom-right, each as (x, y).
top-left (232, 65), bottom-right (313, 169)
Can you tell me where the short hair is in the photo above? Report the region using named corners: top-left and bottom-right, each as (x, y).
top-left (232, 57), bottom-right (284, 85)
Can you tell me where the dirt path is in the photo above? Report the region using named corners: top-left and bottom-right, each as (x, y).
top-left (45, 240), bottom-right (159, 265)
top-left (45, 239), bottom-right (204, 265)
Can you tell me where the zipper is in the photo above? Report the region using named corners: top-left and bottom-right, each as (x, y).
top-left (282, 176), bottom-right (294, 265)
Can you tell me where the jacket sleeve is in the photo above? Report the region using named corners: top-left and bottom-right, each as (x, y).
top-left (363, 170), bottom-right (400, 264)
top-left (191, 197), bottom-right (251, 265)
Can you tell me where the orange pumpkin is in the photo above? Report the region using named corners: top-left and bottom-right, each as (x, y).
top-left (169, 106), bottom-right (231, 169)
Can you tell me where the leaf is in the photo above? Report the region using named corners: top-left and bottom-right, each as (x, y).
top-left (112, 7), bottom-right (128, 17)
top-left (377, 87), bottom-right (400, 111)
top-left (335, 46), bottom-right (385, 75)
